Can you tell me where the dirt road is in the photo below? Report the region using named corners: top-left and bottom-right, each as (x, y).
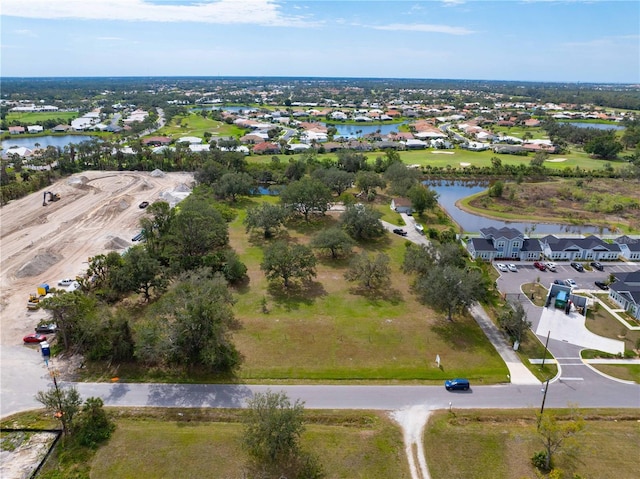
top-left (0, 171), bottom-right (194, 417)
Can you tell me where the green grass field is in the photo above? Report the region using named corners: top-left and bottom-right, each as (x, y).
top-left (89, 410), bottom-right (408, 479)
top-left (225, 197), bottom-right (508, 383)
top-left (6, 111), bottom-right (78, 123)
top-left (155, 112), bottom-right (244, 140)
top-left (425, 409), bottom-right (640, 479)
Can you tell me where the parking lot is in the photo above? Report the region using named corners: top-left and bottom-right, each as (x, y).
top-left (494, 260), bottom-right (639, 294)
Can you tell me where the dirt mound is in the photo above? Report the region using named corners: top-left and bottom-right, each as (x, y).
top-left (139, 180), bottom-right (153, 190)
top-left (105, 236), bottom-right (131, 250)
top-left (15, 251), bottom-right (63, 278)
top-left (67, 175), bottom-right (89, 186)
top-left (175, 183), bottom-right (192, 192)
top-left (150, 169), bottom-right (165, 178)
top-left (117, 198), bottom-right (130, 210)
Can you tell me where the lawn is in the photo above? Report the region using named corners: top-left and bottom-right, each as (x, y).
top-left (424, 409), bottom-right (640, 479)
top-left (227, 197), bottom-right (508, 383)
top-left (5, 111), bottom-right (79, 123)
top-left (155, 112), bottom-right (245, 140)
top-left (89, 409), bottom-right (408, 479)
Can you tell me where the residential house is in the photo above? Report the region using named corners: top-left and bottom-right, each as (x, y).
top-left (8, 126), bottom-right (25, 135)
top-left (615, 235), bottom-right (640, 261)
top-left (540, 235), bottom-right (621, 261)
top-left (252, 142), bottom-right (281, 155)
top-left (608, 270), bottom-right (640, 320)
top-left (27, 125), bottom-right (44, 134)
top-left (52, 124), bottom-right (70, 133)
top-left (142, 136), bottom-right (172, 147)
top-left (391, 197), bottom-right (413, 214)
top-left (467, 227), bottom-right (543, 261)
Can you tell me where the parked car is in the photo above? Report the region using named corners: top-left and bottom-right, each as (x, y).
top-left (594, 281), bottom-right (609, 290)
top-left (392, 228), bottom-right (408, 236)
top-left (23, 333), bottom-right (47, 343)
top-left (496, 263), bottom-right (508, 272)
top-left (553, 279), bottom-right (565, 285)
top-left (507, 264), bottom-right (518, 272)
top-left (139, 201), bottom-right (150, 209)
top-left (58, 278), bottom-right (75, 286)
top-left (590, 261), bottom-right (604, 271)
top-left (445, 378), bottom-right (470, 391)
top-left (533, 261), bottom-right (546, 271)
top-left (545, 262), bottom-right (557, 272)
top-left (35, 324), bottom-right (57, 334)
top-left (570, 262), bottom-right (584, 272)
top-left (565, 279), bottom-right (577, 288)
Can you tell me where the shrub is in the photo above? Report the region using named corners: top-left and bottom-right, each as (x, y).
top-left (531, 450), bottom-right (551, 472)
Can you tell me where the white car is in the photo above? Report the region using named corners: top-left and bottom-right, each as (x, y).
top-left (545, 262), bottom-right (557, 272)
top-left (57, 278), bottom-right (76, 286)
top-left (507, 264), bottom-right (518, 272)
top-left (496, 263), bottom-right (508, 272)
top-left (565, 279), bottom-right (577, 288)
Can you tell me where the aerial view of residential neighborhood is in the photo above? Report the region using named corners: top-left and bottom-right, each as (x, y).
top-left (1, 1), bottom-right (639, 478)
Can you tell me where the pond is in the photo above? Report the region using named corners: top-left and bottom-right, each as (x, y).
top-left (1, 135), bottom-right (93, 153)
top-left (560, 122), bottom-right (625, 131)
top-left (424, 180), bottom-right (614, 235)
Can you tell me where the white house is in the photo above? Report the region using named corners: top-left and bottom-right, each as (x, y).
top-left (27, 125), bottom-right (44, 134)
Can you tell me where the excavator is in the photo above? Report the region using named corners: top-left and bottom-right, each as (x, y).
top-left (42, 191), bottom-right (61, 206)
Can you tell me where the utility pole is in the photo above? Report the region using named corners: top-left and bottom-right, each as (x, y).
top-left (538, 379), bottom-right (550, 429)
top-left (540, 330), bottom-right (551, 370)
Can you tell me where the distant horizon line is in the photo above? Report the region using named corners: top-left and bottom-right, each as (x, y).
top-left (2, 75), bottom-right (638, 86)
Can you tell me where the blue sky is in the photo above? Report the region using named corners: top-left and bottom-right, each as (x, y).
top-left (1, 0), bottom-right (638, 83)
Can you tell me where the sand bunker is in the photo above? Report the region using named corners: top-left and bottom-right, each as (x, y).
top-left (105, 236), bottom-right (131, 250)
top-left (460, 162), bottom-right (471, 167)
top-left (150, 169), bottom-right (166, 177)
top-left (431, 151), bottom-right (454, 155)
top-left (15, 251), bottom-right (63, 278)
top-left (546, 158), bottom-right (567, 162)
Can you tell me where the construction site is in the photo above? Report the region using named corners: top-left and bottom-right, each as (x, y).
top-left (0, 171), bottom-right (194, 403)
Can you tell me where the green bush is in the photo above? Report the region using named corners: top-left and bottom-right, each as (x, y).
top-left (531, 450), bottom-right (551, 472)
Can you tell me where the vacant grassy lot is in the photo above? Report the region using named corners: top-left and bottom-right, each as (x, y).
top-left (228, 196), bottom-right (507, 383)
top-left (425, 409), bottom-right (640, 479)
top-left (156, 112), bottom-right (244, 140)
top-left (5, 111), bottom-right (79, 123)
top-left (460, 178), bottom-right (640, 233)
top-left (89, 409), bottom-right (408, 479)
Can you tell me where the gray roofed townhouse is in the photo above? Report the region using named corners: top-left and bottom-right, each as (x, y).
top-left (540, 235), bottom-right (621, 261)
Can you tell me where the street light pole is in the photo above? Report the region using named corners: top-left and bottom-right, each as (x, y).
top-left (540, 330), bottom-right (551, 370)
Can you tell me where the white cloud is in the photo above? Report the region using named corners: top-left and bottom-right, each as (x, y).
top-left (14, 29), bottom-right (38, 37)
top-left (371, 23), bottom-right (474, 35)
top-left (97, 37), bottom-right (124, 41)
top-left (441, 0), bottom-right (465, 6)
top-left (1, 0), bottom-right (318, 27)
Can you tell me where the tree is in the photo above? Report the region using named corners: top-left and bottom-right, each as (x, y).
top-left (535, 411), bottom-right (585, 472)
top-left (279, 177), bottom-right (332, 222)
top-left (344, 252), bottom-right (391, 290)
top-left (488, 180), bottom-right (504, 198)
top-left (340, 204), bottom-right (385, 241)
top-left (242, 391), bottom-right (324, 478)
top-left (355, 170), bottom-right (386, 198)
top-left (310, 227), bottom-right (355, 259)
top-left (114, 245), bottom-right (166, 301)
top-left (39, 291), bottom-right (97, 352)
top-left (412, 264), bottom-right (485, 321)
top-left (261, 241), bottom-right (317, 288)
top-left (384, 161), bottom-right (419, 196)
top-left (407, 184), bottom-right (438, 215)
top-left (313, 167), bottom-right (355, 196)
top-left (74, 397), bottom-right (115, 448)
top-left (244, 202), bottom-right (289, 238)
top-left (336, 149), bottom-right (367, 172)
top-left (214, 171), bottom-right (254, 202)
top-left (35, 384), bottom-right (82, 437)
top-left (497, 302), bottom-right (531, 343)
top-left (140, 200), bottom-right (175, 261)
top-left (584, 133), bottom-right (623, 159)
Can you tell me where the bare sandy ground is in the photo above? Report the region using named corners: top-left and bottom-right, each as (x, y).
top-left (0, 170), bottom-right (194, 346)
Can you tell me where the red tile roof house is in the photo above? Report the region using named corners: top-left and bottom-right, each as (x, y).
top-left (8, 126), bottom-right (25, 135)
top-left (252, 142), bottom-right (281, 155)
top-left (240, 134), bottom-right (266, 145)
top-left (524, 118), bottom-right (541, 127)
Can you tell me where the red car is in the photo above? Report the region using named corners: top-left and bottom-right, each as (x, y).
top-left (533, 261), bottom-right (547, 271)
top-left (23, 333), bottom-right (47, 343)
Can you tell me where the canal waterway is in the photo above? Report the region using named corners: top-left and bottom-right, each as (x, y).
top-left (560, 122), bottom-right (624, 131)
top-left (325, 122), bottom-right (407, 139)
top-left (425, 180), bottom-right (614, 235)
top-left (1, 135), bottom-right (93, 153)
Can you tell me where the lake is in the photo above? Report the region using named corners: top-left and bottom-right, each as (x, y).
top-left (560, 122), bottom-right (624, 131)
top-left (1, 135), bottom-right (93, 153)
top-left (425, 180), bottom-right (614, 235)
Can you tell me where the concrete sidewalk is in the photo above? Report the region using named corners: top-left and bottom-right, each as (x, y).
top-left (469, 303), bottom-right (541, 385)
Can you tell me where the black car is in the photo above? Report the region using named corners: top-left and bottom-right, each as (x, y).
top-left (590, 261), bottom-right (604, 271)
top-left (35, 323), bottom-right (57, 334)
top-left (594, 281), bottom-right (609, 290)
top-left (553, 279), bottom-right (565, 285)
top-left (392, 228), bottom-right (408, 236)
top-left (570, 262), bottom-right (584, 272)
top-left (139, 201), bottom-right (150, 209)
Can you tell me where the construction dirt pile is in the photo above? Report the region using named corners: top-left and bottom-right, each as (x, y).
top-left (104, 236), bottom-right (131, 250)
top-left (15, 251), bottom-right (63, 278)
top-left (67, 175), bottom-right (89, 187)
top-left (150, 169), bottom-right (166, 178)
